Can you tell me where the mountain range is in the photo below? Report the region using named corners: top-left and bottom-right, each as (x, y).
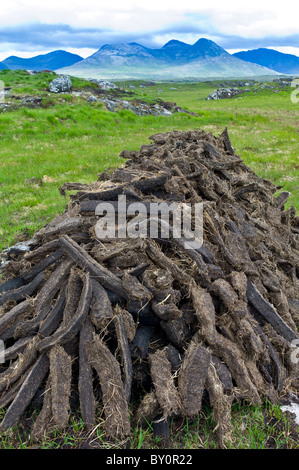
top-left (0, 39), bottom-right (298, 79)
top-left (57, 39), bottom-right (279, 79)
top-left (2, 50), bottom-right (83, 72)
top-left (233, 48), bottom-right (299, 75)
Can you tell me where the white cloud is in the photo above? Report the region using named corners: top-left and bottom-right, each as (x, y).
top-left (0, 0), bottom-right (298, 57)
top-left (0, 1), bottom-right (298, 36)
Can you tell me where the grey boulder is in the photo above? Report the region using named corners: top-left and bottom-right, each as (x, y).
top-left (87, 95), bottom-right (98, 103)
top-left (49, 76), bottom-right (72, 93)
top-left (206, 87), bottom-right (244, 100)
top-left (89, 79), bottom-right (117, 90)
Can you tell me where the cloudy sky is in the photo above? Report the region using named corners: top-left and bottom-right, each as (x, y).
top-left (0, 0), bottom-right (298, 60)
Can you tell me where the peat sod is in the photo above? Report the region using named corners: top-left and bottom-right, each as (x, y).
top-left (0, 128), bottom-right (298, 448)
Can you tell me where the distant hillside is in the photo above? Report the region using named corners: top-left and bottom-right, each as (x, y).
top-left (79, 43), bottom-right (163, 69)
top-left (0, 62), bottom-right (8, 70)
top-left (57, 38), bottom-right (279, 80)
top-left (150, 38), bottom-right (228, 63)
top-left (233, 48), bottom-right (299, 74)
top-left (2, 50), bottom-right (83, 71)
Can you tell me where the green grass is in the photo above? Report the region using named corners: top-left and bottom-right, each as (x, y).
top-left (0, 400), bottom-right (298, 449)
top-left (0, 71), bottom-right (298, 449)
top-left (0, 69), bottom-right (95, 93)
top-left (0, 71), bottom-right (298, 251)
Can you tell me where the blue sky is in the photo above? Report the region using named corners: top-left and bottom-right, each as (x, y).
top-left (0, 0), bottom-right (298, 60)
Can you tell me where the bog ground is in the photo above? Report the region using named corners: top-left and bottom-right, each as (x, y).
top-left (0, 71), bottom-right (298, 449)
top-left (0, 71), bottom-right (298, 252)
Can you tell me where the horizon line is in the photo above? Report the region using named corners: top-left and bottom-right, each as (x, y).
top-left (1, 40), bottom-right (299, 62)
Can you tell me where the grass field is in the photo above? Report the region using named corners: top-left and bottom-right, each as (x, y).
top-left (0, 71), bottom-right (298, 252)
top-left (0, 398), bottom-right (298, 449)
top-left (0, 70), bottom-right (298, 449)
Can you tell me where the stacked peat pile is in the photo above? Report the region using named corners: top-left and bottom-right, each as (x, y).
top-left (0, 129), bottom-right (298, 447)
